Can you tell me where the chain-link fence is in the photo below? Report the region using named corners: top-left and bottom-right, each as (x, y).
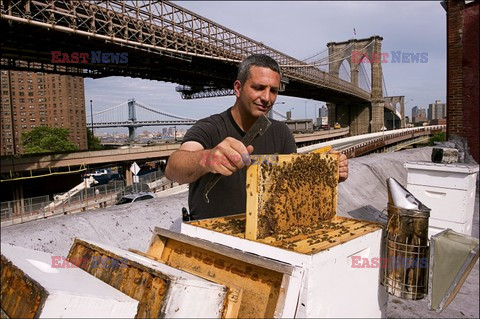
top-left (1, 172), bottom-right (177, 227)
top-left (1, 181), bottom-right (125, 227)
top-left (138, 170), bottom-right (164, 184)
top-left (1, 195), bottom-right (50, 223)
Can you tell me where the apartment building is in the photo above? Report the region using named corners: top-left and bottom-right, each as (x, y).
top-left (0, 70), bottom-right (87, 155)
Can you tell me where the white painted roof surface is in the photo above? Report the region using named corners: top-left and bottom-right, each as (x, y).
top-left (1, 147), bottom-right (478, 318)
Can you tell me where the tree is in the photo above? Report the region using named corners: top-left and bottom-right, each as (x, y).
top-left (22, 127), bottom-right (79, 154)
top-left (87, 129), bottom-right (104, 150)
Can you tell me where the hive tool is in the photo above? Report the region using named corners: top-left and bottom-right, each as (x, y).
top-left (203, 114), bottom-right (272, 203)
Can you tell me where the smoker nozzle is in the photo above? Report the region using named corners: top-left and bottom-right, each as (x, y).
top-left (386, 177), bottom-right (423, 210)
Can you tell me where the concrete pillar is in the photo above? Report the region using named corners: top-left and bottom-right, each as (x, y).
top-left (124, 163), bottom-right (133, 186)
top-left (336, 103), bottom-right (350, 128)
top-left (12, 182), bottom-right (24, 216)
top-left (400, 102), bottom-right (405, 128)
top-left (327, 43), bottom-right (340, 78)
top-left (128, 99), bottom-right (137, 141)
top-left (350, 40), bottom-right (361, 87)
top-left (370, 36), bottom-right (383, 100)
top-left (128, 126), bottom-right (136, 141)
top-left (350, 104), bottom-right (370, 135)
top-left (326, 102), bottom-right (336, 126)
top-left (371, 99), bottom-right (385, 132)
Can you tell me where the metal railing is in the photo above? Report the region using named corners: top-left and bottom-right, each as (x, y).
top-left (138, 169), bottom-right (165, 184)
top-left (1, 172), bottom-right (180, 227)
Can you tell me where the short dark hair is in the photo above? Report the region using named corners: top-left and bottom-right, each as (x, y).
top-left (236, 54), bottom-right (281, 83)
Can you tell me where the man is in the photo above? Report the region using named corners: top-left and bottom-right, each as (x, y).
top-left (166, 54), bottom-right (348, 220)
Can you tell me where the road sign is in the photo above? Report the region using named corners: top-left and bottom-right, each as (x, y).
top-left (130, 162), bottom-right (140, 175)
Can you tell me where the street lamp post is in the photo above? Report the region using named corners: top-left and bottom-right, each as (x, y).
top-left (90, 100), bottom-right (94, 134)
top-left (89, 100), bottom-right (94, 151)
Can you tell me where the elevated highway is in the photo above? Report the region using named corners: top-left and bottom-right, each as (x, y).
top-left (1, 126), bottom-right (444, 178)
top-left (0, 129), bottom-right (348, 176)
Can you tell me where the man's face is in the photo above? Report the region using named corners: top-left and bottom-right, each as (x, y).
top-left (234, 66), bottom-right (280, 118)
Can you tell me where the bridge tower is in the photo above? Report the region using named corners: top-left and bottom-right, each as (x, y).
top-left (326, 36), bottom-right (385, 134)
top-left (127, 99), bottom-right (137, 141)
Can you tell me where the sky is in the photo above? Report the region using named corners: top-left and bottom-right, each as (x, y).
top-left (84, 1), bottom-right (446, 133)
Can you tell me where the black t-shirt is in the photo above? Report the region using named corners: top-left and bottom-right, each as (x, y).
top-left (182, 107), bottom-right (297, 220)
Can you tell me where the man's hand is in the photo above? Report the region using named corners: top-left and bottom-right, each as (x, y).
top-left (200, 137), bottom-right (254, 176)
top-left (329, 149), bottom-right (348, 182)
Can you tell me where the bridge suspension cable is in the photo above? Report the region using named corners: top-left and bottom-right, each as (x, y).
top-left (135, 100), bottom-right (198, 121)
top-left (285, 40), bottom-right (375, 69)
top-left (359, 62), bottom-right (372, 93)
top-left (301, 47), bottom-right (329, 62)
top-left (382, 73), bottom-right (389, 98)
top-left (87, 101), bottom-right (128, 117)
top-left (311, 42), bottom-right (354, 64)
top-left (340, 61), bottom-right (351, 82)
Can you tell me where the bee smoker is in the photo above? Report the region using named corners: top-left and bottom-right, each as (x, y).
top-left (383, 178), bottom-right (431, 300)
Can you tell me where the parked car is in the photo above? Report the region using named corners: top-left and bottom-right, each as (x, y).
top-left (321, 124), bottom-right (330, 130)
top-left (334, 122), bottom-right (341, 129)
top-left (115, 192), bottom-right (155, 205)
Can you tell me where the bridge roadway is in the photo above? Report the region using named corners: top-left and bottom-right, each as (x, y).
top-left (0, 127), bottom-right (445, 177)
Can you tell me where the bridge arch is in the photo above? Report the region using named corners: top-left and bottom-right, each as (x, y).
top-left (327, 36), bottom-right (383, 98)
top-left (384, 96), bottom-right (405, 128)
top-left (338, 60), bottom-right (351, 82)
top-left (326, 36), bottom-right (385, 133)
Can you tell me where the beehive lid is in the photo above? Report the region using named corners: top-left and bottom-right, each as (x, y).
top-left (404, 161), bottom-right (479, 173)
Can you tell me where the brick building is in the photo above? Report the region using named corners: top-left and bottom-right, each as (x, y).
top-left (0, 71), bottom-right (87, 155)
top-left (443, 0), bottom-right (479, 162)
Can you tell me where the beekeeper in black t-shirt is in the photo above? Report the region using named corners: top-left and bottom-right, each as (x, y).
top-left (166, 54), bottom-right (348, 220)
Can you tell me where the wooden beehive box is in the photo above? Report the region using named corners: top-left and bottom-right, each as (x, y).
top-left (143, 227), bottom-right (304, 318)
top-left (67, 238), bottom-right (229, 318)
top-left (1, 243), bottom-right (138, 318)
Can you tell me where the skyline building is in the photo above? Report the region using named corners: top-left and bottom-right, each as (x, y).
top-left (0, 70), bottom-right (87, 155)
top-left (411, 106), bottom-right (427, 123)
top-left (428, 99), bottom-right (447, 121)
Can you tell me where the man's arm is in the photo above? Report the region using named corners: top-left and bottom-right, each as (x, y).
top-left (165, 138), bottom-right (254, 184)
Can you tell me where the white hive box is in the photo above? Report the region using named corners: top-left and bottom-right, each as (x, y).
top-left (67, 238), bottom-right (228, 318)
top-left (1, 243), bottom-right (138, 318)
top-left (181, 217), bottom-right (387, 318)
top-left (404, 161), bottom-right (479, 237)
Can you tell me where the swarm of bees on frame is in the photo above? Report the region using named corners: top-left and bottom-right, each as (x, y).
top-left (255, 153), bottom-right (339, 239)
top-left (208, 219), bottom-right (246, 235)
